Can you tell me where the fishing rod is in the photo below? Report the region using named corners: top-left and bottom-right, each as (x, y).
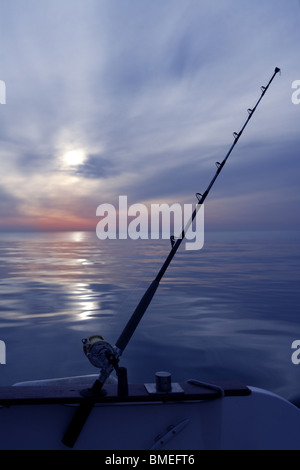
top-left (62, 66), bottom-right (281, 447)
top-left (115, 66), bottom-right (281, 353)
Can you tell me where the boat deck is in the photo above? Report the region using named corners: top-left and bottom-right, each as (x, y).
top-left (0, 380), bottom-right (250, 406)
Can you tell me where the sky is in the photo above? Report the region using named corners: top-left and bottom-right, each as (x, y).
top-left (0, 0), bottom-right (299, 232)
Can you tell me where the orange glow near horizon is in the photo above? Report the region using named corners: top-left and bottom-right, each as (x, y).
top-left (0, 213), bottom-right (96, 232)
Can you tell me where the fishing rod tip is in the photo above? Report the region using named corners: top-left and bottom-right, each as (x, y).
top-left (275, 67), bottom-right (281, 74)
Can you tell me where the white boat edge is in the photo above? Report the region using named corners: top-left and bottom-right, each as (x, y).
top-left (1, 373), bottom-right (300, 450)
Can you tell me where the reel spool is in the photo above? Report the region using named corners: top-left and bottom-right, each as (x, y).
top-left (82, 335), bottom-right (118, 370)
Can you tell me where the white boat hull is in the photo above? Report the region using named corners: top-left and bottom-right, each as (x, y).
top-left (1, 376), bottom-right (300, 450)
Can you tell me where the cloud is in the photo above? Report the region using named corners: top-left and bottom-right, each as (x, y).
top-left (0, 187), bottom-right (20, 218)
top-left (74, 154), bottom-right (115, 179)
top-left (0, 0), bottom-right (299, 231)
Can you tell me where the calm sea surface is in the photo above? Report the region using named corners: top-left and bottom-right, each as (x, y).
top-left (0, 230), bottom-right (299, 401)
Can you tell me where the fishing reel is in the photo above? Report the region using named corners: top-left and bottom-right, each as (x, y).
top-left (82, 335), bottom-right (119, 371)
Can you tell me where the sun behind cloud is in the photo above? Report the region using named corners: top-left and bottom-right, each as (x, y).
top-left (62, 149), bottom-right (86, 168)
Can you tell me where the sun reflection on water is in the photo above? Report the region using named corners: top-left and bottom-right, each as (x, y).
top-left (69, 283), bottom-right (98, 320)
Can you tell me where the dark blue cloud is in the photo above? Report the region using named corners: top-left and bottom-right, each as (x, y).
top-left (0, 187), bottom-right (21, 218)
top-left (75, 154), bottom-right (115, 179)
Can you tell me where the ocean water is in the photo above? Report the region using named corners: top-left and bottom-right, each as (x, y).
top-left (0, 230), bottom-right (299, 401)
